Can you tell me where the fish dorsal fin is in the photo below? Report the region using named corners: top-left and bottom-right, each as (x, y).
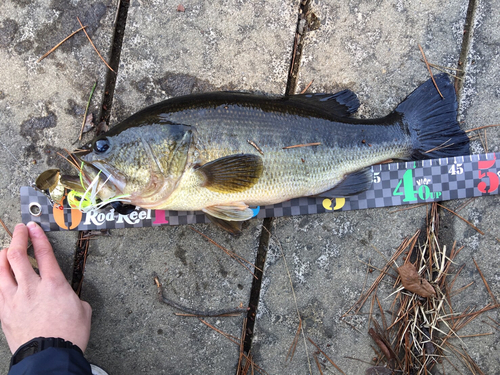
top-left (196, 154), bottom-right (263, 193)
top-left (203, 202), bottom-right (255, 221)
top-left (288, 90), bottom-right (360, 117)
top-left (315, 167), bottom-right (373, 197)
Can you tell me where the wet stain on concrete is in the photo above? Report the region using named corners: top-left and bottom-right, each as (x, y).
top-left (13, 39), bottom-right (33, 54)
top-left (65, 99), bottom-right (85, 118)
top-left (174, 245), bottom-right (188, 266)
top-left (155, 72), bottom-right (217, 97)
top-left (131, 72), bottom-right (219, 106)
top-left (20, 112), bottom-right (57, 142)
top-left (42, 145), bottom-right (74, 173)
top-left (33, 2), bottom-right (107, 56)
top-left (12, 0), bottom-right (31, 7)
top-left (218, 264), bottom-right (228, 278)
top-left (23, 144), bottom-right (42, 161)
top-left (0, 19), bottom-right (19, 48)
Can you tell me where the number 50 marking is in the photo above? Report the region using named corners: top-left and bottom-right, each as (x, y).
top-left (477, 155), bottom-right (499, 193)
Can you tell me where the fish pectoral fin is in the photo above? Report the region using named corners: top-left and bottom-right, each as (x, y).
top-left (202, 202), bottom-right (255, 221)
top-left (205, 214), bottom-right (243, 236)
top-left (196, 154), bottom-right (263, 193)
top-left (288, 90), bottom-right (360, 117)
top-left (315, 167), bottom-right (373, 197)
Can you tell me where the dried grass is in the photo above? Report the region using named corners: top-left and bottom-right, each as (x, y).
top-left (344, 202), bottom-right (498, 374)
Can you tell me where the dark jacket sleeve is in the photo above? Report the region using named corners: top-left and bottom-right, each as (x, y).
top-left (8, 347), bottom-right (92, 375)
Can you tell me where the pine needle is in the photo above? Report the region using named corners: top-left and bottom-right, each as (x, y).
top-left (189, 226), bottom-right (260, 278)
top-left (437, 204), bottom-right (484, 235)
top-left (472, 258), bottom-right (498, 305)
top-left (282, 142), bottom-right (321, 149)
top-left (247, 140), bottom-right (264, 155)
top-left (307, 337), bottom-right (346, 375)
top-left (418, 44), bottom-right (444, 98)
top-left (263, 226), bottom-right (313, 374)
top-left (79, 81), bottom-right (98, 140)
top-left (76, 17), bottom-right (115, 72)
top-left (465, 124), bottom-right (500, 133)
top-left (37, 26), bottom-right (87, 62)
top-left (300, 80), bottom-right (314, 94)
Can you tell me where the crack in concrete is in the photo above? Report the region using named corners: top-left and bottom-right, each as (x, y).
top-left (437, 0), bottom-right (479, 271)
top-left (71, 0), bottom-right (130, 293)
top-left (455, 0), bottom-right (478, 100)
top-left (241, 0), bottom-right (312, 362)
top-left (243, 217), bottom-right (273, 354)
top-left (69, 0), bottom-right (315, 365)
top-left (99, 0), bottom-right (130, 124)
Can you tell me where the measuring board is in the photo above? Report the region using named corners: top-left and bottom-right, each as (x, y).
top-left (20, 152), bottom-right (499, 231)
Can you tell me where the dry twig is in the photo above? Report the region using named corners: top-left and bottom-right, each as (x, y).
top-left (154, 273), bottom-right (248, 317)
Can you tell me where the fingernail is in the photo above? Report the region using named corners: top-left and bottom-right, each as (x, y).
top-left (27, 221), bottom-right (38, 229)
top-left (15, 223), bottom-right (26, 229)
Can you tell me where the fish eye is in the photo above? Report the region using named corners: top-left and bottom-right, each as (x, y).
top-left (94, 138), bottom-right (110, 153)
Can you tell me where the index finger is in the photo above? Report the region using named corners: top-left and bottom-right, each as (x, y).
top-left (26, 222), bottom-right (64, 281)
top-left (6, 224), bottom-right (37, 285)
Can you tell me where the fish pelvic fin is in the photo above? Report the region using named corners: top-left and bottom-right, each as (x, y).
top-left (314, 167), bottom-right (373, 197)
top-left (202, 202), bottom-right (255, 221)
top-left (205, 214), bottom-right (243, 235)
top-left (396, 73), bottom-right (470, 159)
top-left (197, 154), bottom-right (263, 193)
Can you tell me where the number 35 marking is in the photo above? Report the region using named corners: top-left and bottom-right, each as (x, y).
top-left (477, 155), bottom-right (499, 193)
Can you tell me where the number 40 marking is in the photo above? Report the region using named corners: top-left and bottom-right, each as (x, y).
top-left (393, 169), bottom-right (441, 202)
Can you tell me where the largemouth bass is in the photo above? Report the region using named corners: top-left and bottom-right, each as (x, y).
top-left (61, 74), bottom-right (469, 230)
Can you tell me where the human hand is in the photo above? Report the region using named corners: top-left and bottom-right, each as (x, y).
top-left (0, 222), bottom-right (92, 353)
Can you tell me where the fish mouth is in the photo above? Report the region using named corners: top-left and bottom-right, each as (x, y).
top-left (60, 153), bottom-right (130, 210)
top-left (80, 161), bottom-right (126, 199)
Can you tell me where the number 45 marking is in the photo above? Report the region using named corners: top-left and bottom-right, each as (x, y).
top-left (449, 163), bottom-right (463, 175)
top-left (477, 155), bottom-right (499, 193)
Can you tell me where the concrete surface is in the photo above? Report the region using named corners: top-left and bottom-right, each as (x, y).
top-left (83, 224), bottom-right (263, 374)
top-left (439, 0), bottom-right (500, 370)
top-left (0, 0), bottom-right (498, 375)
top-left (252, 1), bottom-right (498, 374)
top-left (0, 1), bottom-right (115, 373)
top-left (82, 0), bottom-right (297, 374)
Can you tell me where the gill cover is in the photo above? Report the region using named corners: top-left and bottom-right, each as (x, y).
top-left (81, 124), bottom-right (194, 205)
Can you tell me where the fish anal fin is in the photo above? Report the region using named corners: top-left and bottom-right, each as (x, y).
top-left (197, 154), bottom-right (263, 193)
top-left (315, 167), bottom-right (373, 197)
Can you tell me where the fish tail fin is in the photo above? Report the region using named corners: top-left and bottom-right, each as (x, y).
top-left (395, 73), bottom-right (470, 159)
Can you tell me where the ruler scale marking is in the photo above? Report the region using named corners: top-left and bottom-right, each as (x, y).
top-left (20, 153), bottom-right (500, 231)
